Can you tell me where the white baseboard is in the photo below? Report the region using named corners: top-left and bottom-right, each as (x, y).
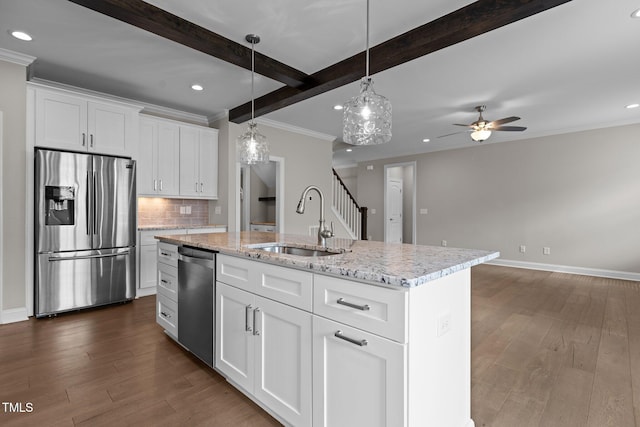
top-left (488, 259), bottom-right (640, 282)
top-left (1, 306), bottom-right (29, 324)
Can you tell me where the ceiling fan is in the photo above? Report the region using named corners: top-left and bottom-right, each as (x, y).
top-left (439, 105), bottom-right (527, 142)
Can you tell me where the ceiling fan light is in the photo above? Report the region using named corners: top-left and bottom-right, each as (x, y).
top-left (343, 77), bottom-right (392, 145)
top-left (470, 129), bottom-right (491, 142)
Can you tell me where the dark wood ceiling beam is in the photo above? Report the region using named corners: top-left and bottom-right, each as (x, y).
top-left (229, 0), bottom-right (572, 123)
top-left (67, 0), bottom-right (312, 88)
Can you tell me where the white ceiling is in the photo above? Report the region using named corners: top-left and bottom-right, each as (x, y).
top-left (1, 0), bottom-right (639, 166)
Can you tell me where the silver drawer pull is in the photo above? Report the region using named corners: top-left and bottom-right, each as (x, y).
top-left (160, 279), bottom-right (170, 284)
top-left (337, 298), bottom-right (370, 311)
top-left (334, 330), bottom-right (368, 347)
top-left (245, 305), bottom-right (253, 332)
top-left (253, 308), bottom-right (261, 336)
top-left (160, 251), bottom-right (171, 257)
top-left (160, 311), bottom-right (171, 319)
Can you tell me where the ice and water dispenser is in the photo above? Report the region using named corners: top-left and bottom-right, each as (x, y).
top-left (45, 186), bottom-right (75, 225)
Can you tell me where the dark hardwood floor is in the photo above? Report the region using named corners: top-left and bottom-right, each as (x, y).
top-left (0, 265), bottom-right (638, 426)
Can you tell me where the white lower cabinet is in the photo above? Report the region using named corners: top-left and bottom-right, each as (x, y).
top-left (312, 316), bottom-right (406, 427)
top-left (216, 282), bottom-right (312, 426)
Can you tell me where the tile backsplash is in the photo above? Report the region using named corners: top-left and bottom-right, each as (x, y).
top-left (138, 197), bottom-right (209, 227)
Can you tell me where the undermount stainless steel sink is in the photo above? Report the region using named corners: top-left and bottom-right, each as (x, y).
top-left (252, 244), bottom-right (344, 257)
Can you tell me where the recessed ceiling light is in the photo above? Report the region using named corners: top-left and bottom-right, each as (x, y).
top-left (422, 138), bottom-right (430, 143)
top-left (631, 8), bottom-right (640, 18)
top-left (11, 31), bottom-right (33, 41)
top-left (191, 84), bottom-right (204, 91)
top-left (346, 148), bottom-right (353, 152)
top-left (333, 105), bottom-right (343, 111)
top-left (625, 103), bottom-right (639, 109)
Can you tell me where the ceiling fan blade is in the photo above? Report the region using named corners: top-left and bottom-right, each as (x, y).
top-left (437, 130), bottom-right (469, 138)
top-left (493, 126), bottom-right (527, 132)
top-left (453, 123), bottom-right (473, 127)
top-left (489, 116), bottom-right (520, 127)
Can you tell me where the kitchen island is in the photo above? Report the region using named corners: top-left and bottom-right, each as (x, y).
top-left (155, 231), bottom-right (499, 427)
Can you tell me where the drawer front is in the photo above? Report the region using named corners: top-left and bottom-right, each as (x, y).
top-left (157, 262), bottom-right (178, 301)
top-left (217, 254), bottom-right (313, 311)
top-left (157, 292), bottom-right (178, 338)
top-left (313, 275), bottom-right (408, 343)
top-left (254, 261), bottom-right (313, 311)
top-left (157, 242), bottom-right (178, 268)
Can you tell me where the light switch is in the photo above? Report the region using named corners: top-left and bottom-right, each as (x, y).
top-left (214, 206), bottom-right (222, 215)
top-left (419, 208), bottom-right (428, 215)
top-left (371, 208), bottom-right (376, 214)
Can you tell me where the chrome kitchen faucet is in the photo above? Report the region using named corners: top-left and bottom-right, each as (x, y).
top-left (296, 185), bottom-right (334, 247)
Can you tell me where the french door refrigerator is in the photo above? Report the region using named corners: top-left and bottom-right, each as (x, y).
top-left (35, 148), bottom-right (136, 317)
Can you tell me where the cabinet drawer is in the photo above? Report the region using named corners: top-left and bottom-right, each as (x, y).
top-left (157, 262), bottom-right (178, 301)
top-left (157, 292), bottom-right (178, 338)
top-left (217, 254), bottom-right (313, 312)
top-left (157, 242), bottom-right (178, 268)
top-left (313, 275), bottom-right (408, 343)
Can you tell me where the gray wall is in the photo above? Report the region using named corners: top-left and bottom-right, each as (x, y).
top-left (0, 60), bottom-right (27, 312)
top-left (357, 124), bottom-right (640, 274)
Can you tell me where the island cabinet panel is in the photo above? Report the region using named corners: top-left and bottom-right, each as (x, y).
top-left (312, 316), bottom-right (407, 427)
top-left (313, 275), bottom-right (408, 343)
top-left (217, 254), bottom-right (313, 311)
top-left (216, 281), bottom-right (312, 426)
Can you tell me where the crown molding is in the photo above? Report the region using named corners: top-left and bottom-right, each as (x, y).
top-left (0, 48), bottom-right (36, 66)
top-left (255, 117), bottom-right (335, 142)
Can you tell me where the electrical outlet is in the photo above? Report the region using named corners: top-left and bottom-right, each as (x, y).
top-left (186, 206), bottom-right (191, 214)
top-left (543, 247), bottom-right (551, 255)
top-left (519, 245), bottom-right (526, 253)
top-left (179, 206), bottom-right (185, 214)
top-left (441, 240), bottom-right (447, 247)
top-left (214, 206), bottom-right (222, 215)
top-left (437, 312), bottom-right (451, 337)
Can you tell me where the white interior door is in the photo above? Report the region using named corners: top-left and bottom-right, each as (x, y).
top-left (385, 178), bottom-right (403, 243)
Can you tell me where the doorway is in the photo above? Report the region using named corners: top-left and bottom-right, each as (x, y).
top-left (384, 162), bottom-right (416, 244)
top-left (238, 156), bottom-right (284, 233)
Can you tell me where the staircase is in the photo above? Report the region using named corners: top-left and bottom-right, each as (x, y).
top-left (332, 169), bottom-right (368, 240)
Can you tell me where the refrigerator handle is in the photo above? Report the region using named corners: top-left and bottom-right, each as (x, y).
top-left (93, 171), bottom-right (98, 235)
top-left (86, 171), bottom-right (91, 235)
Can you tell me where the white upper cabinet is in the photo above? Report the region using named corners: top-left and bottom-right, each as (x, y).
top-left (138, 117), bottom-right (180, 196)
top-left (179, 125), bottom-right (218, 199)
top-left (35, 88), bottom-right (138, 157)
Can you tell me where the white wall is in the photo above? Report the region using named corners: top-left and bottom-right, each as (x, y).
top-left (0, 59), bottom-right (28, 321)
top-left (357, 124), bottom-right (640, 278)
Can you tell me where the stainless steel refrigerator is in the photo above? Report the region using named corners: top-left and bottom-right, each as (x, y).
top-left (35, 148), bottom-right (136, 317)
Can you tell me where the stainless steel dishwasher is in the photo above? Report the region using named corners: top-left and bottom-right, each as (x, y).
top-left (177, 246), bottom-right (215, 367)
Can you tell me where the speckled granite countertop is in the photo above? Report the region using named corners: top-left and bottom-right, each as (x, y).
top-left (155, 231), bottom-right (499, 288)
top-left (139, 224), bottom-right (227, 231)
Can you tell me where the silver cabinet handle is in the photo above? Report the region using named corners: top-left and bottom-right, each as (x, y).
top-left (253, 308), bottom-right (261, 336)
top-left (245, 305), bottom-right (253, 332)
top-left (195, 182), bottom-right (198, 192)
top-left (160, 279), bottom-right (170, 284)
top-left (160, 311), bottom-right (171, 319)
top-left (90, 134), bottom-right (94, 148)
top-left (82, 133), bottom-right (86, 146)
top-left (159, 179), bottom-right (163, 191)
top-left (159, 251), bottom-right (170, 257)
top-left (153, 179), bottom-right (158, 191)
top-left (200, 182), bottom-right (204, 192)
top-left (334, 330), bottom-right (368, 347)
top-left (337, 298), bottom-right (370, 311)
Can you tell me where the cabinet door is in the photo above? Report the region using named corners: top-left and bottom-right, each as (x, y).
top-left (138, 118), bottom-right (157, 194)
top-left (139, 244), bottom-right (158, 290)
top-left (313, 316), bottom-right (407, 427)
top-left (216, 282), bottom-right (255, 392)
top-left (156, 121), bottom-right (180, 195)
top-left (254, 296), bottom-right (312, 427)
top-left (198, 129), bottom-right (218, 198)
top-left (88, 101), bottom-right (132, 156)
top-left (35, 90), bottom-right (87, 151)
top-left (178, 126), bottom-right (200, 197)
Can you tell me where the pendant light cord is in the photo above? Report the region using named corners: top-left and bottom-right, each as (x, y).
top-left (251, 41), bottom-right (255, 125)
top-left (365, 0), bottom-right (370, 78)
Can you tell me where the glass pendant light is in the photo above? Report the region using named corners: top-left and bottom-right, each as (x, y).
top-left (343, 0), bottom-right (392, 145)
top-left (237, 34), bottom-right (270, 164)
